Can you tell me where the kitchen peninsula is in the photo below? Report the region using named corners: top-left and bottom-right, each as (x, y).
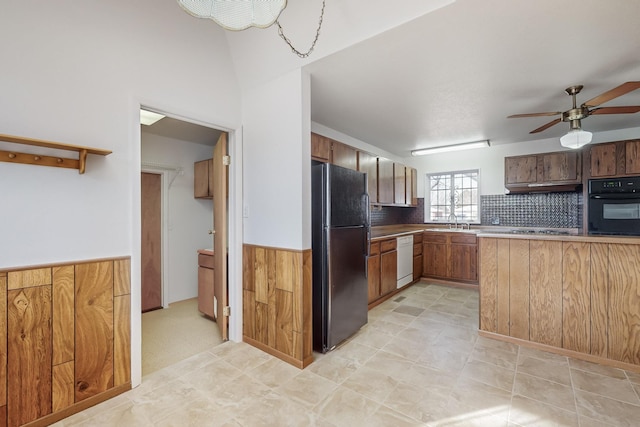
top-left (478, 231), bottom-right (640, 373)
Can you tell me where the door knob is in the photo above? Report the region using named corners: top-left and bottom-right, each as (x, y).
top-left (208, 229), bottom-right (216, 235)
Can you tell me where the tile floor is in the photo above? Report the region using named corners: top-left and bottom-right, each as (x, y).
top-left (54, 283), bottom-right (640, 426)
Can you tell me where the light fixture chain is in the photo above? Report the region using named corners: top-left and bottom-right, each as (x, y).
top-left (276, 0), bottom-right (326, 58)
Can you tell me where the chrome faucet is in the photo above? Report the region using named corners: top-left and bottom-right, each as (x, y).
top-left (448, 213), bottom-right (458, 229)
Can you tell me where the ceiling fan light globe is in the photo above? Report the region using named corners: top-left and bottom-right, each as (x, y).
top-left (560, 129), bottom-right (592, 149)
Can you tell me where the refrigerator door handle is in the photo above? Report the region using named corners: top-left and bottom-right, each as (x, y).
top-left (364, 192), bottom-right (371, 258)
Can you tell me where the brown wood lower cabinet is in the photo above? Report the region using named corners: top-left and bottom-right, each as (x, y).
top-left (368, 238), bottom-right (397, 305)
top-left (1, 257), bottom-right (131, 427)
top-left (413, 232), bottom-right (423, 280)
top-left (480, 237), bottom-right (640, 370)
top-left (197, 252), bottom-right (215, 318)
top-left (423, 231), bottom-right (478, 284)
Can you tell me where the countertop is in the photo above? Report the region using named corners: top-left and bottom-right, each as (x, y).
top-left (371, 224), bottom-right (640, 245)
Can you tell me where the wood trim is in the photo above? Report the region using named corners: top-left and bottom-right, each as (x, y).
top-left (243, 336), bottom-right (313, 369)
top-left (0, 256), bottom-right (131, 274)
top-left (22, 383), bottom-right (131, 427)
top-left (478, 330), bottom-right (640, 374)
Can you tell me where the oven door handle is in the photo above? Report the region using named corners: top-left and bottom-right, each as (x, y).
top-left (590, 193), bottom-right (640, 200)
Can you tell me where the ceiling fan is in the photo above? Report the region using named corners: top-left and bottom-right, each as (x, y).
top-left (508, 81), bottom-right (640, 148)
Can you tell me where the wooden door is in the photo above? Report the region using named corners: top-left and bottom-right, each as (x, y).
top-left (625, 140), bottom-right (640, 175)
top-left (380, 250), bottom-right (397, 296)
top-left (541, 152), bottom-right (580, 183)
top-left (213, 133), bottom-right (229, 341)
top-left (141, 172), bottom-right (162, 312)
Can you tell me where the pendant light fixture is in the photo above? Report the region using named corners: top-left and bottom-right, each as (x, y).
top-left (177, 0), bottom-right (326, 58)
top-left (559, 120), bottom-right (592, 149)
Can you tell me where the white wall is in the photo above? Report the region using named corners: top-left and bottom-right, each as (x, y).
top-left (405, 127), bottom-right (640, 197)
top-left (242, 69), bottom-right (311, 249)
top-left (141, 132), bottom-right (214, 304)
top-left (0, 0), bottom-right (241, 386)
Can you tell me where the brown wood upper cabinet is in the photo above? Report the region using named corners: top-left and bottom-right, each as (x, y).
top-left (311, 133), bottom-right (358, 170)
top-left (587, 139), bottom-right (640, 178)
top-left (194, 158), bottom-right (214, 199)
top-left (394, 163), bottom-right (406, 205)
top-left (357, 151), bottom-right (378, 203)
top-left (505, 151), bottom-right (582, 193)
top-left (377, 157), bottom-right (395, 205)
top-left (409, 167), bottom-right (418, 206)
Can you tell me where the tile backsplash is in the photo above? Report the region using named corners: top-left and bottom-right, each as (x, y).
top-left (370, 198), bottom-right (425, 226)
top-left (480, 192), bottom-right (582, 228)
top-left (370, 193), bottom-right (583, 228)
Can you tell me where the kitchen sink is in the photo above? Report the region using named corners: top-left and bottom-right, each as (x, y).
top-left (424, 228), bottom-right (478, 233)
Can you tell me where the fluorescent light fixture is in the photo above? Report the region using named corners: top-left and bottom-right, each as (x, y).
top-left (411, 140), bottom-right (490, 156)
top-left (140, 109), bottom-right (165, 126)
top-left (560, 129), bottom-right (592, 149)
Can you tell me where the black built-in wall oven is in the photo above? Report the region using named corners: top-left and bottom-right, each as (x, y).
top-left (588, 176), bottom-right (640, 235)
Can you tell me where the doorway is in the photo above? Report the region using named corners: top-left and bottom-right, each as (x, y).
top-left (139, 111), bottom-right (229, 376)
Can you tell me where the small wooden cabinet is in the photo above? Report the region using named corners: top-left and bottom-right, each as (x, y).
top-left (587, 139), bottom-right (640, 178)
top-left (194, 158), bottom-right (214, 199)
top-left (367, 238), bottom-right (397, 304)
top-left (505, 151), bottom-right (581, 193)
top-left (311, 133), bottom-right (357, 170)
top-left (394, 164), bottom-right (406, 205)
top-left (197, 252), bottom-right (215, 318)
top-left (423, 231), bottom-right (478, 284)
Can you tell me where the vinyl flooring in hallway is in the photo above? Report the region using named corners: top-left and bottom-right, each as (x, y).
top-left (55, 283), bottom-right (640, 426)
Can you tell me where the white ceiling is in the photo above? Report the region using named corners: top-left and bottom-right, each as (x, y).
top-left (305, 0), bottom-right (640, 157)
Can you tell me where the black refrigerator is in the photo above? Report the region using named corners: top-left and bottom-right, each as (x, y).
top-left (312, 161), bottom-right (369, 353)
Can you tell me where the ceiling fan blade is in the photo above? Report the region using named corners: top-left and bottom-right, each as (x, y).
top-left (590, 106), bottom-right (640, 115)
top-left (583, 81), bottom-right (640, 107)
top-left (508, 112), bottom-right (561, 118)
top-left (530, 118), bottom-right (562, 134)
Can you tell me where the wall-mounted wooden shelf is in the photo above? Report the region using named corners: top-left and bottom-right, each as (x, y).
top-left (0, 133), bottom-right (112, 174)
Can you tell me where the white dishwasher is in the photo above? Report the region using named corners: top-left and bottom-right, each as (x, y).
top-left (396, 235), bottom-right (414, 288)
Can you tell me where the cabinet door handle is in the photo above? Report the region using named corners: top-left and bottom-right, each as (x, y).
top-left (208, 229), bottom-right (215, 235)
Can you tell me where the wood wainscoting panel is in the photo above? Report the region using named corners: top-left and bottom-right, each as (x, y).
top-left (529, 240), bottom-right (563, 348)
top-left (7, 267), bottom-right (52, 290)
top-left (562, 242), bottom-right (592, 354)
top-left (243, 244), bottom-right (313, 368)
top-left (590, 243), bottom-right (609, 358)
top-left (7, 286), bottom-right (53, 427)
top-left (509, 240), bottom-right (530, 341)
top-left (52, 361), bottom-right (74, 413)
top-left (75, 261), bottom-right (114, 402)
top-left (275, 288), bottom-right (293, 356)
top-left (114, 295), bottom-right (131, 387)
top-left (0, 273), bottom-right (6, 410)
top-left (0, 406), bottom-right (5, 427)
top-left (52, 266), bottom-right (75, 366)
top-left (608, 244), bottom-right (640, 365)
top-left (496, 239), bottom-right (511, 336)
top-left (114, 258), bottom-right (131, 297)
top-left (478, 238), bottom-right (497, 333)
